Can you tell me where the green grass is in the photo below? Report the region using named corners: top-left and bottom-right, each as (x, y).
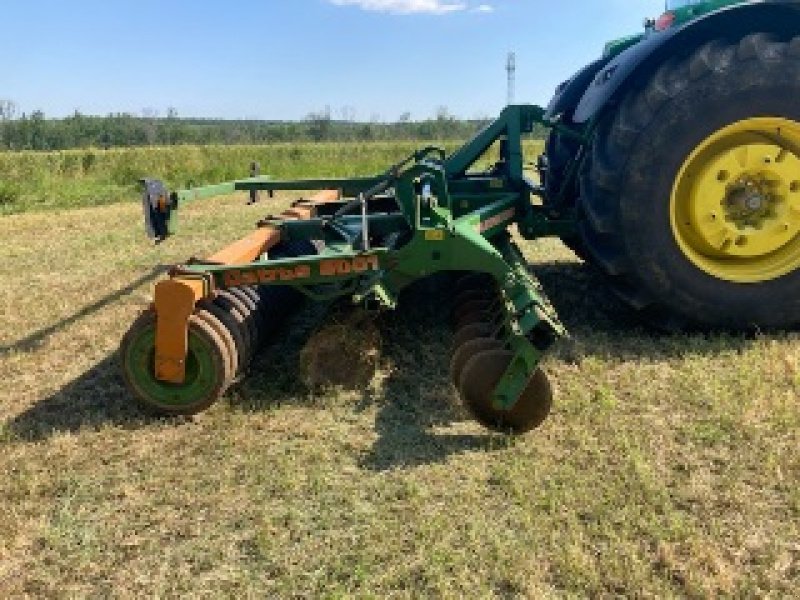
top-left (0, 146), bottom-right (798, 596)
top-left (0, 140), bottom-right (537, 215)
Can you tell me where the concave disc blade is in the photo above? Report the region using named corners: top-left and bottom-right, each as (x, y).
top-left (458, 349), bottom-right (553, 434)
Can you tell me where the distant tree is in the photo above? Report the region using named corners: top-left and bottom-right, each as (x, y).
top-left (0, 99), bottom-right (17, 148)
top-left (0, 102), bottom-right (544, 150)
top-left (435, 106), bottom-right (452, 122)
top-left (338, 105), bottom-right (356, 122)
top-left (141, 107), bottom-right (159, 145)
top-left (100, 129), bottom-right (112, 150)
top-left (0, 99), bottom-right (17, 121)
top-left (359, 123), bottom-right (374, 141)
top-left (306, 106), bottom-right (332, 142)
top-left (29, 110), bottom-right (46, 150)
top-left (164, 106), bottom-right (186, 144)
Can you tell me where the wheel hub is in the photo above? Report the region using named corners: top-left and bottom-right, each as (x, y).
top-left (724, 180), bottom-right (770, 224)
top-left (671, 118), bottom-right (800, 283)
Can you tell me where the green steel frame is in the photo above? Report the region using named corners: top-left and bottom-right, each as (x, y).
top-left (146, 105), bottom-right (575, 411)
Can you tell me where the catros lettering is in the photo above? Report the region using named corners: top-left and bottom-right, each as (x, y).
top-left (222, 255), bottom-right (380, 288)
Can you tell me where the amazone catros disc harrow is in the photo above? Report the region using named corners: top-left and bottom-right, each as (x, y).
top-left (120, 106), bottom-right (569, 433)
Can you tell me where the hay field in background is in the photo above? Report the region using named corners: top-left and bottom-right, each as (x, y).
top-left (0, 140), bottom-right (528, 214)
top-left (0, 142), bottom-right (798, 596)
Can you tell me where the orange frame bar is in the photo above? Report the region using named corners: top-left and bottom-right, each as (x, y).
top-left (207, 189), bottom-right (339, 265)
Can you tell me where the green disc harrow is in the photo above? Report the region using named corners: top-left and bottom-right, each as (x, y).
top-left (120, 105), bottom-right (572, 433)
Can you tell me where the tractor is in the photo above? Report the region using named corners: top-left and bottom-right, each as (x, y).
top-left (544, 0), bottom-right (800, 330)
top-left (120, 0), bottom-right (800, 433)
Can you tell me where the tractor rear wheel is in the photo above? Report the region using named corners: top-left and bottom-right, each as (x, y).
top-left (579, 34), bottom-right (800, 329)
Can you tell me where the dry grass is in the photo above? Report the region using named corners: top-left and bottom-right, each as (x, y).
top-left (0, 193), bottom-right (798, 598)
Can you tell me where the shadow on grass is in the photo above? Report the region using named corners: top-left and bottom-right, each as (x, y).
top-left (0, 265), bottom-right (168, 356)
top-left (7, 301), bottom-right (333, 444)
top-left (359, 277), bottom-right (493, 471)
top-left (6, 354), bottom-right (157, 442)
top-left (535, 260), bottom-right (758, 360)
top-left (4, 265), bottom-right (170, 442)
top-left (360, 263), bottom-right (759, 470)
top-left (229, 277), bottom-right (493, 471)
top-left (6, 261), bottom-right (757, 450)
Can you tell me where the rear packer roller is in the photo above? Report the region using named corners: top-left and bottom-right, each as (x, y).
top-left (120, 310), bottom-right (230, 416)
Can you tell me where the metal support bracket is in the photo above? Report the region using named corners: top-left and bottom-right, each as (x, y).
top-left (153, 276), bottom-right (213, 384)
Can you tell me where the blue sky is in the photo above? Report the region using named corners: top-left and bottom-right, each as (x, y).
top-left (1, 0), bottom-right (666, 121)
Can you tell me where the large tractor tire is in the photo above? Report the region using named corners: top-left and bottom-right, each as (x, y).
top-left (579, 33), bottom-right (800, 329)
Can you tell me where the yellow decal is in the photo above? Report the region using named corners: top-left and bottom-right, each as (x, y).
top-left (223, 255), bottom-right (380, 288)
top-left (320, 255), bottom-right (380, 276)
top-left (425, 230), bottom-right (446, 241)
top-left (224, 265), bottom-right (312, 287)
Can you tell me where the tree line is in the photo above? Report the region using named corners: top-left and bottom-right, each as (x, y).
top-left (0, 102), bottom-right (548, 151)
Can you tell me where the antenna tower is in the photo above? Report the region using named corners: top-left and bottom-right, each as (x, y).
top-left (506, 52), bottom-right (516, 106)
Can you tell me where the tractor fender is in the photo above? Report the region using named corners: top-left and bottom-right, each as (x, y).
top-left (572, 0), bottom-right (800, 124)
top-left (544, 57), bottom-right (609, 121)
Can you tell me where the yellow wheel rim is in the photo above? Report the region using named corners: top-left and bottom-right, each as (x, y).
top-left (671, 117), bottom-right (800, 283)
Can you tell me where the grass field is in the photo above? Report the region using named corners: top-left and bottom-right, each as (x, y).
top-left (0, 150), bottom-right (799, 596)
top-left (0, 141), bottom-right (485, 215)
top-left (0, 140), bottom-right (542, 215)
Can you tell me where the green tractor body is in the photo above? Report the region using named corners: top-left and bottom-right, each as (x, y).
top-left (604, 1), bottom-right (753, 57)
top-left (120, 0), bottom-right (800, 432)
